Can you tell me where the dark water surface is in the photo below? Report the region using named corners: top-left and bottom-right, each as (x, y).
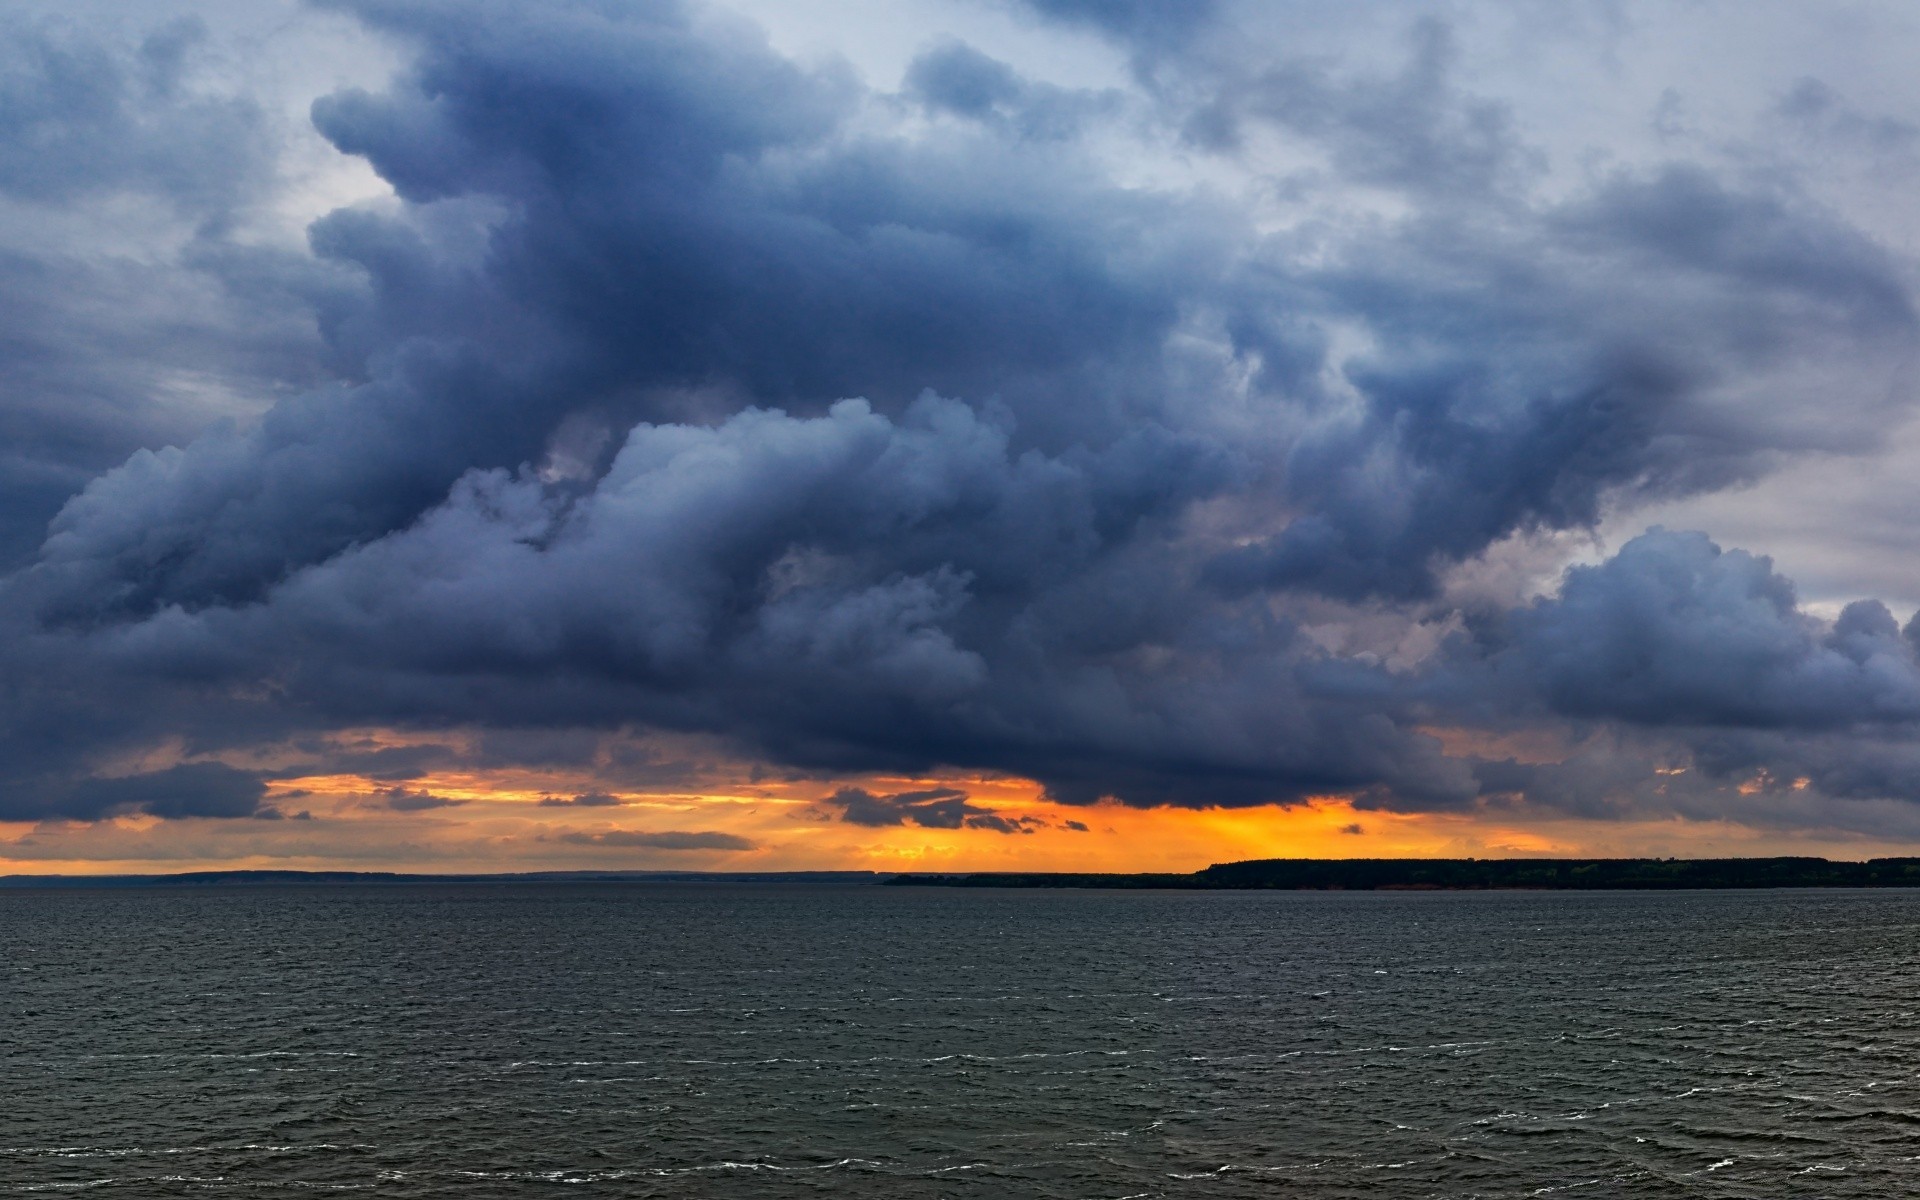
top-left (6, 884), bottom-right (1920, 1197)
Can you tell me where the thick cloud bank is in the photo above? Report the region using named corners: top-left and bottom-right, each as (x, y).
top-left (1504, 531), bottom-right (1920, 730)
top-left (5, 0), bottom-right (1920, 838)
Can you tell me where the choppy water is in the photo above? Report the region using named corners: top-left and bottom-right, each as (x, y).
top-left (6, 884), bottom-right (1920, 1196)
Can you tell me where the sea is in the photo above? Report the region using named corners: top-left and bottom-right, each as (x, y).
top-left (6, 883), bottom-right (1920, 1197)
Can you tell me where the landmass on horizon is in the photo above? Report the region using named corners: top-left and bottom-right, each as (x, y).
top-left (13, 858), bottom-right (1920, 891)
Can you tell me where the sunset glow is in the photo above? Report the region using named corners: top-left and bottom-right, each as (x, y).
top-left (12, 760), bottom-right (1920, 876)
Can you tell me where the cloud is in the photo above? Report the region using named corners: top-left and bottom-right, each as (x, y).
top-left (375, 786), bottom-right (467, 811)
top-left (830, 786), bottom-right (980, 828)
top-left (1417, 530), bottom-right (1920, 824)
top-left (906, 40), bottom-right (1023, 118)
top-left (538, 792), bottom-right (624, 807)
top-left (1, 0), bottom-right (1920, 844)
top-left (0, 13), bottom-right (329, 570)
top-left (55, 763), bottom-right (270, 821)
top-left (558, 829), bottom-right (754, 850)
top-left (1016, 0), bottom-right (1220, 51)
top-left (28, 0), bottom-right (1201, 624)
top-left (0, 16), bottom-right (266, 208)
top-left (1186, 18), bottom-right (1536, 195)
top-left (1776, 77), bottom-right (1920, 156)
top-left (1498, 529), bottom-right (1920, 730)
top-left (825, 786), bottom-right (1044, 833)
top-left (903, 39), bottom-right (1116, 139)
top-left (964, 813), bottom-right (1044, 834)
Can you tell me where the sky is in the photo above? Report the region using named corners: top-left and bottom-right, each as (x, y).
top-left (9, 0), bottom-right (1920, 874)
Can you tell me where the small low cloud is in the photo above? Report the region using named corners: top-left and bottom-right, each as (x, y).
top-left (375, 786), bottom-right (467, 812)
top-left (1063, 819), bottom-right (1090, 832)
top-left (559, 829), bottom-right (754, 850)
top-left (825, 786), bottom-right (1042, 834)
top-left (832, 786), bottom-right (974, 828)
top-left (964, 813), bottom-right (1044, 835)
top-left (538, 792), bottom-right (624, 807)
top-left (1339, 822), bottom-right (1366, 835)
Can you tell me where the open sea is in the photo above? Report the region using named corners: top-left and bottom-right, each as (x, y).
top-left (6, 883), bottom-right (1920, 1197)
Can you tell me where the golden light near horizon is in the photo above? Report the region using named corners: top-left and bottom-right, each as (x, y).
top-left (10, 760), bottom-right (1920, 876)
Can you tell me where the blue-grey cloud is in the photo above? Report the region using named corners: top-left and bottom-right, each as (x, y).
top-left (1497, 530), bottom-right (1920, 730)
top-left (1016, 0), bottom-right (1220, 52)
top-left (1, 0), bottom-right (1919, 838)
top-left (55, 763), bottom-right (270, 821)
top-left (0, 16), bottom-right (262, 206)
top-left (904, 39), bottom-right (1117, 139)
top-left (0, 14), bottom-right (332, 571)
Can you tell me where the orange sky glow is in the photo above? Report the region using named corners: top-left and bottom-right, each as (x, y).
top-left (6, 752), bottom-right (1916, 876)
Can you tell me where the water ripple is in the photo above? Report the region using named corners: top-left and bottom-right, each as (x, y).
top-left (7, 884), bottom-right (1920, 1196)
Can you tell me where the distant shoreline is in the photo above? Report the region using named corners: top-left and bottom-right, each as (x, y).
top-left (888, 857), bottom-right (1920, 891)
top-left (10, 857), bottom-right (1920, 890)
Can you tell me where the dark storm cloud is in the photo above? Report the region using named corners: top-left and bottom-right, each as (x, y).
top-left (1423, 530), bottom-right (1920, 820)
top-left (25, 0), bottom-right (1902, 623)
top-left (286, 741), bottom-right (455, 782)
top-left (3, 0), bottom-right (1920, 830)
top-left (26, 0), bottom-right (1211, 622)
top-left (1495, 530), bottom-right (1920, 731)
top-left (54, 763), bottom-right (270, 821)
top-left (1688, 732), bottom-right (1920, 811)
top-left (121, 395), bottom-right (1471, 811)
top-left (1464, 732), bottom-right (1920, 841)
